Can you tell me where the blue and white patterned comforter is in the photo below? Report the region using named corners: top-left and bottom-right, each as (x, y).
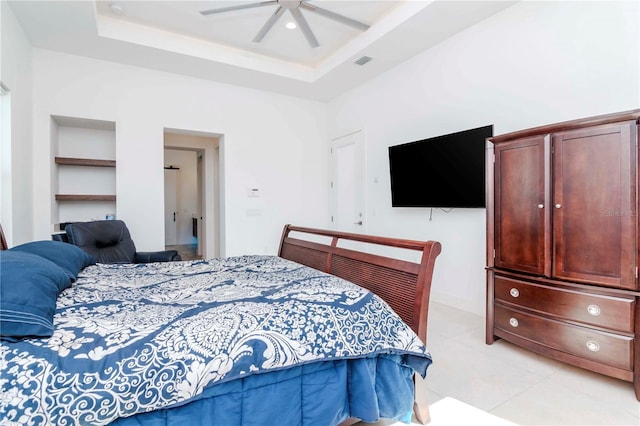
top-left (1, 255), bottom-right (431, 425)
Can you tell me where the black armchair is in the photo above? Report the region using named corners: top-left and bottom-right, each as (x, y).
top-left (53, 220), bottom-right (181, 264)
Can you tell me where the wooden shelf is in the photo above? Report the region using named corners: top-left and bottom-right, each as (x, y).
top-left (55, 194), bottom-right (116, 201)
top-left (55, 157), bottom-right (116, 167)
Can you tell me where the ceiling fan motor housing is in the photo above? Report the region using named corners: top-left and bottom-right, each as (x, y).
top-left (279, 0), bottom-right (303, 10)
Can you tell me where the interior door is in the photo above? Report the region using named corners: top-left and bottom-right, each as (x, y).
top-left (164, 169), bottom-right (178, 246)
top-left (331, 131), bottom-right (364, 233)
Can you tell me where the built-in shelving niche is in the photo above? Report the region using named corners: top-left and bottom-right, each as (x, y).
top-left (52, 115), bottom-right (116, 227)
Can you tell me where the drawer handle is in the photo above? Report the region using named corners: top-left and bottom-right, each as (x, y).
top-left (586, 340), bottom-right (600, 352)
top-left (509, 318), bottom-right (519, 328)
top-left (509, 288), bottom-right (520, 298)
top-left (587, 304), bottom-right (601, 316)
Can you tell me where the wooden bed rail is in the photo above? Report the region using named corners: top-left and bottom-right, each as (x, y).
top-left (0, 224), bottom-right (7, 250)
top-left (278, 224), bottom-right (442, 345)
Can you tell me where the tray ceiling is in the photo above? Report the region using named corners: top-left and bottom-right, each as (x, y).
top-left (8, 0), bottom-right (517, 100)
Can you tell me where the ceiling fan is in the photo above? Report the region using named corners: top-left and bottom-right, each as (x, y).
top-left (200, 0), bottom-right (370, 48)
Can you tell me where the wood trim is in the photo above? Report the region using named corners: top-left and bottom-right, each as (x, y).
top-left (543, 135), bottom-right (552, 277)
top-left (281, 224), bottom-right (435, 251)
top-left (485, 139), bottom-right (495, 268)
top-left (486, 269), bottom-right (496, 344)
top-left (55, 194), bottom-right (116, 201)
top-left (0, 224), bottom-right (7, 250)
top-left (55, 157), bottom-right (116, 167)
top-left (634, 300), bottom-right (640, 399)
top-left (489, 110), bottom-right (640, 143)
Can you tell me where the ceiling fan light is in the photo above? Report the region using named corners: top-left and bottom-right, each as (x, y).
top-left (286, 21), bottom-right (297, 30)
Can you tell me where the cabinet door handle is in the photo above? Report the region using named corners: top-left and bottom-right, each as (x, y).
top-left (509, 288), bottom-right (520, 298)
top-left (555, 204), bottom-right (562, 209)
top-left (537, 204), bottom-right (544, 209)
top-left (509, 318), bottom-right (519, 328)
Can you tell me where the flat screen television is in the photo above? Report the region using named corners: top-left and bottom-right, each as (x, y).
top-left (388, 125), bottom-right (493, 208)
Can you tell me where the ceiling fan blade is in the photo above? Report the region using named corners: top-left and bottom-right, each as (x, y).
top-left (290, 7), bottom-right (319, 48)
top-left (200, 1), bottom-right (278, 16)
top-left (253, 6), bottom-right (285, 42)
top-left (299, 3), bottom-right (370, 32)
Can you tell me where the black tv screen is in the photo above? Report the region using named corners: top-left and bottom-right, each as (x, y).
top-left (388, 125), bottom-right (492, 208)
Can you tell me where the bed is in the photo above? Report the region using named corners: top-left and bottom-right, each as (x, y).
top-left (0, 224), bottom-right (441, 425)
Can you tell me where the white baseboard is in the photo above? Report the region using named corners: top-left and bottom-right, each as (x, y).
top-left (430, 291), bottom-right (485, 317)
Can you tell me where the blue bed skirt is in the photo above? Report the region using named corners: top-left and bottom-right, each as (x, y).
top-left (111, 354), bottom-right (424, 426)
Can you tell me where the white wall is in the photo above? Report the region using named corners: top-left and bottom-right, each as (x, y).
top-left (327, 0), bottom-right (640, 315)
top-left (30, 50), bottom-right (329, 256)
top-left (1, 2), bottom-right (33, 246)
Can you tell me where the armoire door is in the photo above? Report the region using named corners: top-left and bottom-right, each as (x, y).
top-left (552, 121), bottom-right (637, 289)
top-left (494, 135), bottom-right (551, 276)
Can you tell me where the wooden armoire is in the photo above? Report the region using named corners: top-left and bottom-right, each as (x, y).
top-left (485, 109), bottom-right (640, 401)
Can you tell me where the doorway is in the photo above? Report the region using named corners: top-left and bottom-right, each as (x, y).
top-left (163, 130), bottom-right (223, 259)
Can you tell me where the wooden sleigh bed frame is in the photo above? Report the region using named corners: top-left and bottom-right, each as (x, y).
top-left (278, 224), bottom-right (442, 423)
top-left (0, 223), bottom-right (441, 424)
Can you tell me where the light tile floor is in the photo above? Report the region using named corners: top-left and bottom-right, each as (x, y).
top-left (420, 302), bottom-right (640, 425)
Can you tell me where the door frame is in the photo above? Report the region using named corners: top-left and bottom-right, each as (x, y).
top-left (163, 129), bottom-right (224, 258)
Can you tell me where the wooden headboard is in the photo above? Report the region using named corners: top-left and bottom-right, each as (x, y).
top-left (278, 224), bottom-right (442, 344)
top-left (0, 224), bottom-right (7, 250)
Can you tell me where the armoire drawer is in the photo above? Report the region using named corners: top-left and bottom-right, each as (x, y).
top-left (494, 305), bottom-right (633, 371)
top-left (494, 275), bottom-right (635, 333)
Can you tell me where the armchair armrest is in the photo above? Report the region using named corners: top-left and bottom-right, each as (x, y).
top-left (134, 250), bottom-right (182, 263)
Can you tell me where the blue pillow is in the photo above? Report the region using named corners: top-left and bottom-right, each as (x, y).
top-left (0, 251), bottom-right (70, 341)
top-left (10, 240), bottom-right (95, 282)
